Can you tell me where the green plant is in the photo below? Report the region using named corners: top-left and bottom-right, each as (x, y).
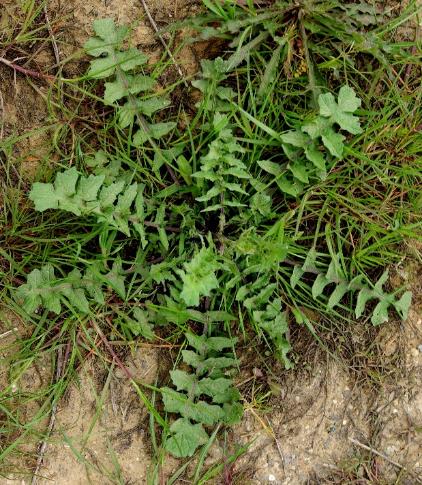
top-left (258, 86), bottom-right (362, 196)
top-left (192, 58), bottom-right (236, 113)
top-left (4, 0), bottom-right (421, 473)
top-left (29, 166), bottom-right (173, 249)
top-left (193, 114), bottom-right (251, 232)
top-left (14, 261), bottom-right (125, 314)
top-left (290, 249), bottom-right (411, 325)
top-left (85, 18), bottom-right (176, 146)
top-left (162, 332), bottom-right (242, 457)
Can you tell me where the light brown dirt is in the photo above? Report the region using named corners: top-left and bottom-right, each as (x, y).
top-left (60, 0), bottom-right (203, 76)
top-left (36, 348), bottom-right (162, 485)
top-left (228, 307), bottom-right (422, 484)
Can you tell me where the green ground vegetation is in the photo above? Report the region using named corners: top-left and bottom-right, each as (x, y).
top-left (0, 0), bottom-right (421, 481)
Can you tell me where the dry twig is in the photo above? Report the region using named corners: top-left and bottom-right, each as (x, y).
top-left (0, 57), bottom-right (55, 81)
top-left (31, 346), bottom-right (65, 485)
top-left (138, 0), bottom-right (188, 87)
top-left (348, 437), bottom-right (422, 484)
top-left (91, 319), bottom-right (135, 380)
top-left (43, 5), bottom-right (61, 67)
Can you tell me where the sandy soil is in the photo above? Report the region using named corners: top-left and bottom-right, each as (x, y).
top-left (36, 348), bottom-right (161, 485)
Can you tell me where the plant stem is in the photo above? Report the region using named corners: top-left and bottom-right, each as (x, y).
top-left (0, 57), bottom-right (55, 81)
top-left (298, 10), bottom-right (319, 107)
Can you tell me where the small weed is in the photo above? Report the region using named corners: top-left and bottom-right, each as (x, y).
top-left (0, 0), bottom-right (421, 482)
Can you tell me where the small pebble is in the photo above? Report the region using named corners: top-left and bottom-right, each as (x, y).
top-left (268, 474), bottom-right (276, 482)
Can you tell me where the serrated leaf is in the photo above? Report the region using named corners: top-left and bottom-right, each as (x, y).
top-left (161, 388), bottom-right (186, 413)
top-left (117, 49), bottom-right (148, 71)
top-left (193, 400), bottom-right (225, 424)
top-left (393, 291), bottom-right (412, 320)
top-left (116, 183), bottom-right (137, 211)
top-left (222, 402), bottom-right (244, 424)
top-left (176, 155), bottom-right (192, 185)
top-left (276, 175), bottom-right (304, 197)
top-left (88, 56), bottom-right (119, 79)
top-left (178, 247), bottom-right (220, 307)
top-left (337, 85), bottom-right (362, 113)
top-left (185, 334), bottom-right (236, 356)
top-left (301, 248), bottom-right (317, 273)
top-left (281, 130), bottom-right (309, 148)
top-left (83, 267), bottom-right (105, 305)
top-left (305, 145), bottom-right (326, 171)
top-left (312, 273), bottom-right (330, 299)
top-left (29, 183), bottom-right (58, 212)
top-left (165, 419), bottom-right (208, 458)
top-left (326, 255), bottom-right (344, 282)
top-left (14, 264), bottom-right (109, 315)
top-left (327, 281), bottom-right (349, 309)
top-left (355, 287), bottom-right (374, 318)
top-left (149, 121), bottom-right (176, 139)
top-left (288, 161), bottom-right (309, 183)
top-left (84, 19), bottom-right (128, 56)
top-left (258, 159), bottom-right (282, 176)
top-left (250, 192), bottom-right (272, 216)
top-left (104, 79), bottom-right (128, 105)
top-left (104, 259), bottom-right (126, 298)
top-left (162, 388), bottom-right (224, 425)
top-left (92, 18), bottom-right (128, 43)
top-left (256, 303), bottom-right (292, 369)
top-left (182, 350), bottom-right (203, 368)
top-left (318, 88), bottom-right (362, 134)
top-left (185, 333), bottom-right (208, 354)
top-left (206, 336), bottom-right (237, 352)
top-left (198, 377), bottom-right (237, 403)
top-left (196, 186), bottom-right (221, 203)
top-left (62, 287), bottom-right (90, 313)
top-left (78, 174), bottom-right (105, 201)
top-left (170, 370), bottom-right (198, 394)
top-left (243, 283), bottom-right (276, 309)
top-left (302, 116), bottom-right (331, 140)
top-left (84, 36), bottom-right (112, 57)
top-left (140, 97), bottom-right (171, 116)
top-left (199, 357), bottom-right (237, 375)
top-left (222, 182), bottom-right (248, 195)
top-left (55, 167), bottom-right (79, 197)
top-left (132, 122), bottom-right (176, 145)
top-left (99, 180), bottom-right (125, 207)
top-left (42, 289), bottom-right (62, 314)
top-left (129, 308), bottom-right (154, 340)
top-left (321, 128), bottom-right (345, 158)
top-left (318, 92), bottom-right (338, 118)
top-left (371, 299), bottom-right (390, 326)
top-left (374, 269), bottom-right (390, 292)
top-left (290, 265), bottom-right (304, 289)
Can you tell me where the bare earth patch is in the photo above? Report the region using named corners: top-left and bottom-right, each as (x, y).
top-left (36, 349), bottom-right (161, 485)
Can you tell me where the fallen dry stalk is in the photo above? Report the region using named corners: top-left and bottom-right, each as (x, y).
top-left (138, 0), bottom-right (188, 87)
top-left (0, 57), bottom-right (55, 81)
top-left (31, 346), bottom-right (65, 485)
top-left (348, 437), bottom-right (422, 484)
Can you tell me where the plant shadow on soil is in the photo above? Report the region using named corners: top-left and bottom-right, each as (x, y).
top-left (0, 0), bottom-right (421, 483)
